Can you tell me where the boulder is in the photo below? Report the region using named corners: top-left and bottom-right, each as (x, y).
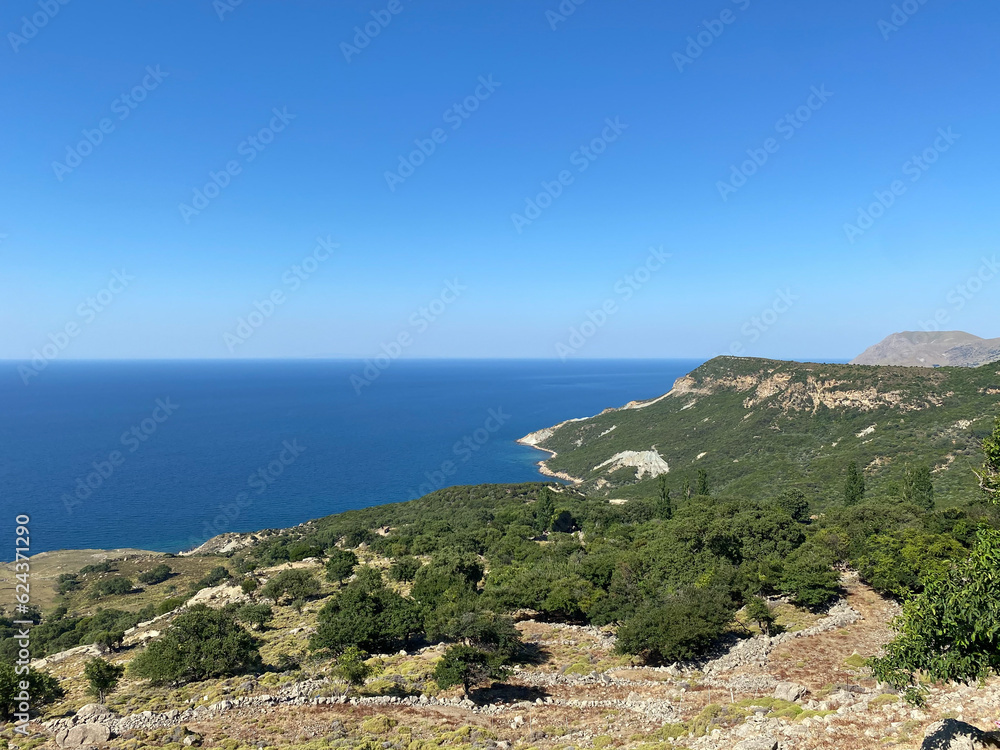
top-left (773, 681), bottom-right (807, 702)
top-left (57, 722), bottom-right (111, 747)
top-left (921, 720), bottom-right (1000, 749)
top-left (734, 739), bottom-right (779, 750)
top-left (75, 703), bottom-right (114, 721)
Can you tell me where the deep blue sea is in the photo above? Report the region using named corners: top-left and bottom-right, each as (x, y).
top-left (1, 359), bottom-right (702, 555)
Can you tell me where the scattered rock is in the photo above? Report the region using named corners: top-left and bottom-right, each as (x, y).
top-left (57, 722), bottom-right (111, 747)
top-left (734, 739), bottom-right (779, 750)
top-left (773, 681), bottom-right (807, 703)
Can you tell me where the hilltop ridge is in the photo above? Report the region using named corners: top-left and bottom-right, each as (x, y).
top-left (522, 355), bottom-right (1000, 504)
top-left (851, 330), bottom-right (1000, 368)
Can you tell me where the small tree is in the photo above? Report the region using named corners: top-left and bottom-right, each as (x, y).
top-left (535, 487), bottom-right (555, 533)
top-left (655, 476), bottom-right (672, 520)
top-left (696, 469), bottom-right (710, 496)
top-left (901, 465), bottom-right (934, 510)
top-left (235, 603), bottom-right (273, 631)
top-left (389, 556), bottom-right (422, 582)
top-left (333, 646), bottom-right (374, 692)
top-left (138, 564), bottom-right (173, 585)
top-left (325, 549), bottom-right (359, 583)
top-left (433, 646), bottom-right (509, 696)
top-left (261, 569), bottom-right (320, 608)
top-left (129, 605), bottom-right (262, 685)
top-left (0, 663), bottom-right (65, 720)
top-left (84, 658), bottom-right (125, 704)
top-left (745, 596), bottom-right (776, 636)
top-left (844, 461), bottom-right (866, 506)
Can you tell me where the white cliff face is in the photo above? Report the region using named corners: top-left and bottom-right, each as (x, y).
top-left (593, 450), bottom-right (669, 479)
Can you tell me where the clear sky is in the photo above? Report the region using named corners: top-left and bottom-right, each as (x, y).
top-left (2, 0), bottom-right (997, 361)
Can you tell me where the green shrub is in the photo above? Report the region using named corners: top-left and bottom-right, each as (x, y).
top-left (138, 564), bottom-right (173, 585)
top-left (129, 605), bottom-right (261, 685)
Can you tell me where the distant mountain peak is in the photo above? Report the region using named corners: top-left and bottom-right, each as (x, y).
top-left (851, 331), bottom-right (1000, 367)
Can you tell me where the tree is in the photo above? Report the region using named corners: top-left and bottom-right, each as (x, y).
top-left (0, 662), bottom-right (65, 720)
top-left (261, 569), bottom-right (320, 607)
top-left (974, 417), bottom-right (1000, 497)
top-left (844, 461), bottom-right (866, 506)
top-left (83, 658), bottom-right (125, 703)
top-left (775, 490), bottom-right (810, 523)
top-left (91, 576), bottom-right (134, 598)
top-left (333, 646), bottom-right (374, 691)
top-left (193, 565), bottom-right (231, 591)
top-left (138, 564), bottom-right (173, 585)
top-left (389, 556), bottom-right (422, 582)
top-left (745, 596), bottom-right (776, 636)
top-left (325, 549), bottom-right (359, 583)
top-left (535, 487), bottom-right (555, 533)
top-left (779, 545), bottom-right (840, 608)
top-left (655, 476), bottom-right (672, 520)
top-left (682, 477), bottom-right (691, 500)
top-left (235, 603), bottom-right (273, 631)
top-left (310, 570), bottom-right (421, 655)
top-left (615, 587), bottom-right (737, 663)
top-left (902, 465), bottom-right (934, 510)
top-left (696, 469), bottom-right (710, 496)
top-left (433, 646), bottom-right (510, 696)
top-left (869, 422), bottom-right (1000, 702)
top-left (129, 605), bottom-right (261, 685)
top-left (870, 527), bottom-right (1000, 703)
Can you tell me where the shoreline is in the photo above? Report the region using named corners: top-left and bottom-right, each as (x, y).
top-left (516, 437), bottom-right (584, 485)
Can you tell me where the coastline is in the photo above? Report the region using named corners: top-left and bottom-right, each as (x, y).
top-left (517, 440), bottom-right (584, 485)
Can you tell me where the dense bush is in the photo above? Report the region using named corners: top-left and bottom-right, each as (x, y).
top-left (615, 586), bottom-right (738, 664)
top-left (311, 568), bottom-right (420, 655)
top-left (324, 549), bottom-right (358, 582)
top-left (0, 662), bottom-right (64, 719)
top-left (129, 605), bottom-right (261, 685)
top-left (138, 564), bottom-right (173, 585)
top-left (90, 576), bottom-right (134, 598)
top-left (261, 569), bottom-right (320, 605)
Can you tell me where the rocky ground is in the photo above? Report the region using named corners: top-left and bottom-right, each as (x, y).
top-left (8, 570), bottom-right (1000, 750)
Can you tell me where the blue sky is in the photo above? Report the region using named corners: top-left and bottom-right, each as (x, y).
top-left (1, 0), bottom-right (997, 361)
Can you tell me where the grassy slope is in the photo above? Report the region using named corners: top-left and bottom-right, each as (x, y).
top-left (536, 356), bottom-right (1000, 506)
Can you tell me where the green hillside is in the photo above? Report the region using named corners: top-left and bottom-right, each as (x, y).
top-left (527, 356), bottom-right (1000, 506)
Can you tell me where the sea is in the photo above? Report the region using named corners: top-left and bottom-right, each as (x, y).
top-left (0, 359), bottom-right (702, 555)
